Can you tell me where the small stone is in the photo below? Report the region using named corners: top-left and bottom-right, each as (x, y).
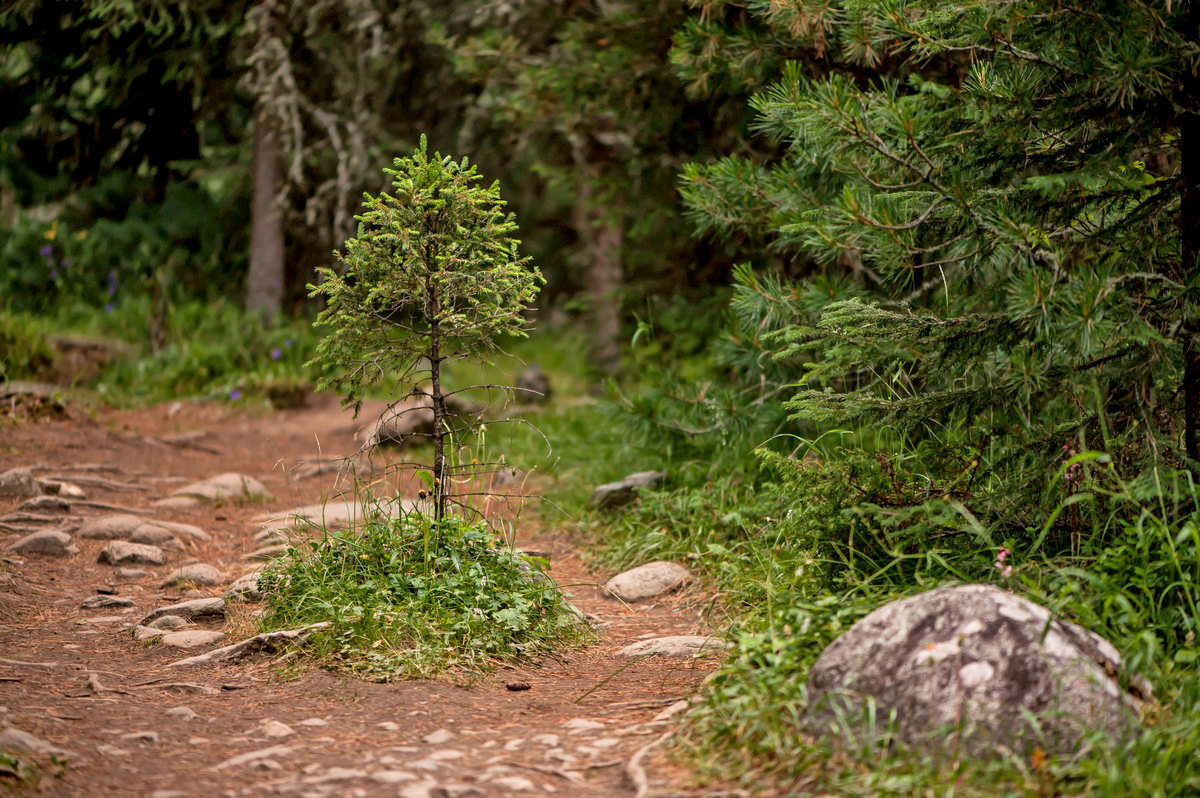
top-left (97, 744), bottom-right (131, 757)
top-left (7, 530), bottom-right (79, 557)
top-left (17, 495), bottom-right (68, 513)
top-left (377, 721), bottom-right (400, 731)
top-left (530, 734), bottom-right (559, 746)
top-left (590, 471), bottom-right (664, 510)
top-left (503, 738), bottom-right (524, 750)
top-left (130, 525), bottom-right (183, 552)
top-left (422, 728), bottom-right (453, 744)
top-left (117, 568), bottom-right (148, 579)
top-left (138, 597), bottom-right (225, 626)
top-left (77, 515), bottom-right (147, 541)
top-left (505, 681), bottom-right (531, 691)
top-left (428, 749), bottom-right (464, 760)
top-left (398, 781), bottom-right (440, 798)
top-left (40, 480), bottom-right (86, 500)
top-left (223, 570), bottom-right (265, 602)
top-left (592, 737), bottom-right (620, 748)
top-left (563, 718), bottom-right (605, 733)
top-left (166, 706), bottom-right (199, 721)
top-left (119, 731), bottom-right (159, 746)
top-left (0, 467), bottom-right (42, 498)
top-left (81, 595), bottom-right (134, 610)
top-left (97, 541), bottom-right (166, 567)
top-left (160, 630), bottom-right (225, 650)
top-left (148, 615), bottom-right (189, 630)
top-left (604, 561), bottom-right (691, 602)
top-left (257, 720), bottom-right (295, 738)
top-left (132, 625), bottom-right (167, 642)
top-left (150, 792), bottom-right (186, 798)
top-left (161, 564), bottom-right (224, 589)
top-left (303, 767), bottom-right (367, 784)
top-left (615, 635), bottom-right (722, 659)
top-left (653, 700), bottom-right (691, 722)
top-left (213, 745), bottom-right (294, 770)
top-left (491, 776), bottom-right (536, 791)
top-left (371, 770), bottom-right (416, 784)
top-left (172, 472), bottom-right (271, 502)
top-left (410, 758), bottom-right (440, 771)
top-left (298, 718), bottom-right (328, 727)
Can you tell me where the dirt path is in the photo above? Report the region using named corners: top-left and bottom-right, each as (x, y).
top-left (0, 396), bottom-right (717, 797)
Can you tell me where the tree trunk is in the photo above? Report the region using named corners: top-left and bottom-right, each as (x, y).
top-left (572, 158), bottom-right (623, 375)
top-left (246, 109), bottom-right (285, 317)
top-left (1181, 4), bottom-right (1200, 465)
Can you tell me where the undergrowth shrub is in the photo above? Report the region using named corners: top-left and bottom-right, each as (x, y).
top-left (258, 513), bottom-right (590, 680)
top-left (0, 311), bottom-right (54, 381)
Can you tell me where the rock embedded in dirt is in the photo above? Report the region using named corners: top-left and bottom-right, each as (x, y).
top-left (138, 597), bottom-right (225, 627)
top-left (804, 584), bottom-right (1142, 758)
top-left (81, 595), bottom-right (134, 609)
top-left (590, 470), bottom-right (665, 510)
top-left (616, 635), bottom-right (723, 659)
top-left (604, 561), bottom-right (691, 602)
top-left (170, 472), bottom-right (271, 503)
top-left (160, 564), bottom-right (224, 589)
top-left (213, 745), bottom-right (295, 771)
top-left (130, 525), bottom-right (183, 552)
top-left (255, 720), bottom-right (295, 739)
top-left (422, 729), bottom-right (454, 745)
top-left (133, 625), bottom-right (168, 642)
top-left (98, 541), bottom-right (167, 566)
top-left (0, 725), bottom-right (77, 759)
top-left (79, 514), bottom-right (212, 543)
top-left (150, 496), bottom-right (202, 510)
top-left (6, 529), bottom-right (79, 557)
top-left (0, 467), bottom-right (42, 498)
top-left (166, 622), bottom-right (329, 667)
top-left (16, 495), bottom-right (70, 513)
top-left (224, 570), bottom-right (265, 602)
top-left (148, 615), bottom-right (190, 630)
top-left (119, 731), bottom-right (159, 746)
top-left (117, 568), bottom-right (148, 579)
top-left (160, 630), bottom-right (225, 650)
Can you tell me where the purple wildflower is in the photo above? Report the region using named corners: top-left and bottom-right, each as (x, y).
top-left (107, 270), bottom-right (118, 297)
top-left (49, 269), bottom-right (58, 280)
top-left (104, 302), bottom-right (114, 313)
top-left (284, 337), bottom-right (293, 348)
top-left (39, 245), bottom-right (53, 257)
top-left (230, 389), bottom-right (243, 401)
top-left (60, 258), bottom-right (72, 267)
top-left (270, 348), bottom-right (282, 360)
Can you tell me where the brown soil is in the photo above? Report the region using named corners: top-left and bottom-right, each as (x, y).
top-left (0, 395), bottom-right (719, 797)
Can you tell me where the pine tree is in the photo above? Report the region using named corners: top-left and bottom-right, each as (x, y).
top-left (681, 1), bottom-right (1200, 537)
top-left (309, 137), bottom-right (542, 522)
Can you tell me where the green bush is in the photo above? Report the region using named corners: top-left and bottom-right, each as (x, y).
top-left (258, 511), bottom-right (590, 680)
top-left (0, 311), bottom-right (54, 381)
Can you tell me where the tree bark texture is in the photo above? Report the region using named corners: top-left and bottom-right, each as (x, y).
top-left (246, 109), bottom-right (285, 317)
top-left (572, 159), bottom-right (624, 375)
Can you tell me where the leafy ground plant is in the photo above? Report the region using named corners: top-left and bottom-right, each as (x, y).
top-left (257, 512), bottom-right (590, 680)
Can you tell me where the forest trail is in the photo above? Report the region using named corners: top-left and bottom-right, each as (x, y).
top-left (0, 396), bottom-right (717, 797)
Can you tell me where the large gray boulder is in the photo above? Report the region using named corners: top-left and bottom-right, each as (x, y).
top-left (804, 584), bottom-right (1143, 758)
top-left (590, 471), bottom-right (665, 510)
top-left (170, 473), bottom-right (270, 502)
top-left (6, 529), bottom-right (78, 557)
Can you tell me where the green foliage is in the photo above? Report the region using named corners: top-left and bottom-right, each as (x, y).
top-left (310, 137), bottom-right (542, 518)
top-left (0, 311), bottom-right (54, 381)
top-left (258, 512), bottom-right (589, 680)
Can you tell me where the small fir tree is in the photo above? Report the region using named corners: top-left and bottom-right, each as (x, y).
top-left (309, 136), bottom-right (542, 522)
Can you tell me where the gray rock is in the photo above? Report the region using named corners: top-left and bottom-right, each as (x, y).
top-left (590, 471), bottom-right (665, 510)
top-left (213, 745), bottom-right (294, 770)
top-left (130, 525), bottom-right (183, 552)
top-left (150, 496), bottom-right (202, 510)
top-left (616, 636), bottom-right (722, 659)
top-left (0, 726), bottom-right (76, 759)
top-left (161, 564), bottom-right (224, 589)
top-left (165, 622), bottom-right (329, 668)
top-left (804, 584), bottom-right (1142, 758)
top-left (6, 530), bottom-right (79, 557)
top-left (160, 630), bottom-right (225, 649)
top-left (148, 615), bottom-right (190, 630)
top-left (165, 706), bottom-right (199, 722)
top-left (78, 514), bottom-right (211, 543)
top-left (138, 597), bottom-right (226, 627)
top-left (132, 626), bottom-right (167, 642)
top-left (171, 472), bottom-right (270, 502)
top-left (604, 561), bottom-right (691, 602)
top-left (0, 468), bottom-right (42, 498)
top-left (97, 541), bottom-right (166, 566)
top-left (81, 595), bottom-right (134, 609)
top-left (224, 570), bottom-right (265, 602)
top-left (17, 495), bottom-right (69, 513)
top-left (116, 568), bottom-right (148, 579)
